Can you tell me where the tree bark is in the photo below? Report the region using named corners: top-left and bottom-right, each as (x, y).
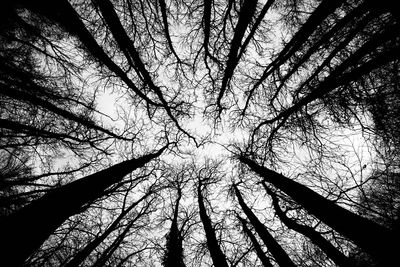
top-left (91, 200), bottom-right (154, 267)
top-left (237, 0), bottom-right (276, 61)
top-left (158, 0), bottom-right (181, 62)
top-left (0, 118), bottom-right (85, 143)
top-left (0, 83), bottom-right (121, 140)
top-left (250, 0), bottom-right (346, 93)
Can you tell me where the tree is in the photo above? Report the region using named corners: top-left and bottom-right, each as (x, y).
top-left (162, 169), bottom-right (188, 267)
top-left (239, 155), bottom-right (396, 265)
top-left (63, 183), bottom-right (157, 267)
top-left (263, 183), bottom-right (355, 267)
top-left (0, 148), bottom-right (33, 216)
top-left (0, 144), bottom-right (168, 266)
top-left (233, 182), bottom-right (296, 267)
top-left (197, 166), bottom-right (229, 267)
top-left (1, 0), bottom-right (399, 266)
top-left (237, 215), bottom-right (274, 267)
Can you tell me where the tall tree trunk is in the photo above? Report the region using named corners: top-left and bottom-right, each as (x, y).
top-left (63, 190), bottom-right (153, 267)
top-left (239, 155), bottom-right (396, 265)
top-left (237, 215), bottom-right (274, 267)
top-left (202, 0), bottom-right (216, 63)
top-left (263, 183), bottom-right (355, 267)
top-left (18, 0), bottom-right (157, 106)
top-left (0, 84), bottom-right (122, 140)
top-left (157, 0), bottom-right (181, 63)
top-left (163, 187), bottom-right (185, 267)
top-left (250, 0), bottom-right (346, 92)
top-left (197, 183), bottom-right (229, 267)
top-left (91, 0), bottom-right (192, 140)
top-left (237, 0), bottom-right (276, 61)
top-left (0, 118), bottom-right (85, 143)
top-left (233, 184), bottom-right (296, 267)
top-left (0, 145), bottom-right (167, 266)
top-left (91, 200), bottom-right (154, 267)
top-left (218, 0), bottom-right (258, 110)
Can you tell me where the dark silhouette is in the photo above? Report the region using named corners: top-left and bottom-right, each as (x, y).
top-left (163, 184), bottom-right (186, 267)
top-left (237, 215), bottom-right (274, 267)
top-left (197, 179), bottom-right (229, 267)
top-left (233, 183), bottom-right (296, 267)
top-left (239, 155), bottom-right (396, 265)
top-left (1, 0), bottom-right (399, 265)
top-left (263, 183), bottom-right (355, 267)
top-left (0, 144), bottom-right (167, 266)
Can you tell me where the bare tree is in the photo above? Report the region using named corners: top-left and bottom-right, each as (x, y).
top-left (197, 168), bottom-right (229, 267)
top-left (1, 0), bottom-right (399, 265)
top-left (237, 215), bottom-right (274, 267)
top-left (233, 182), bottom-right (296, 267)
top-left (263, 183), bottom-right (355, 267)
top-left (239, 155), bottom-right (396, 265)
top-left (0, 144), bottom-right (168, 266)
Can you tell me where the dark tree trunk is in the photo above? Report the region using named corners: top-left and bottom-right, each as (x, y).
top-left (0, 118), bottom-right (85, 143)
top-left (233, 184), bottom-right (296, 267)
top-left (197, 183), bottom-right (229, 267)
top-left (91, 201), bottom-right (153, 267)
top-left (202, 0), bottom-right (214, 61)
top-left (218, 0), bottom-right (258, 109)
top-left (262, 23), bottom-right (400, 126)
top-left (92, 0), bottom-right (156, 87)
top-left (158, 0), bottom-right (181, 62)
top-left (0, 145), bottom-right (167, 266)
top-left (19, 0), bottom-right (157, 106)
top-left (237, 215), bottom-right (274, 267)
top-left (275, 3), bottom-right (377, 95)
top-left (259, 0), bottom-right (345, 80)
top-left (250, 0), bottom-right (345, 95)
top-left (239, 155), bottom-right (396, 265)
top-left (63, 191), bottom-right (153, 267)
top-left (92, 0), bottom-right (188, 138)
top-left (0, 84), bottom-right (121, 139)
top-left (163, 187), bottom-right (186, 267)
top-left (237, 0), bottom-right (276, 60)
top-left (263, 184), bottom-right (355, 267)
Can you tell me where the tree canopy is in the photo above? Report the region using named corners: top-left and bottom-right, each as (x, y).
top-left (1, 0), bottom-right (399, 266)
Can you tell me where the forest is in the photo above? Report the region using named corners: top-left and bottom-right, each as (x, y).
top-left (0, 0), bottom-right (399, 266)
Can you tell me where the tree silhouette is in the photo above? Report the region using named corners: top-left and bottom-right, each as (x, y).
top-left (1, 0), bottom-right (399, 266)
top-left (233, 183), bottom-right (296, 267)
top-left (197, 168), bottom-right (229, 267)
top-left (0, 144), bottom-right (168, 266)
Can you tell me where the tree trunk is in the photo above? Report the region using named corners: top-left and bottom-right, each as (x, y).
top-left (91, 200), bottom-right (154, 267)
top-left (263, 183), bottom-right (355, 267)
top-left (0, 84), bottom-right (121, 139)
top-left (218, 0), bottom-right (258, 109)
top-left (253, 0), bottom-right (346, 87)
top-left (63, 190), bottom-right (153, 267)
top-left (0, 145), bottom-right (167, 266)
top-left (197, 183), bottom-right (229, 267)
top-left (237, 215), bottom-right (274, 267)
top-left (19, 0), bottom-right (156, 106)
top-left (163, 187), bottom-right (185, 267)
top-left (239, 155), bottom-right (396, 265)
top-left (233, 184), bottom-right (296, 267)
